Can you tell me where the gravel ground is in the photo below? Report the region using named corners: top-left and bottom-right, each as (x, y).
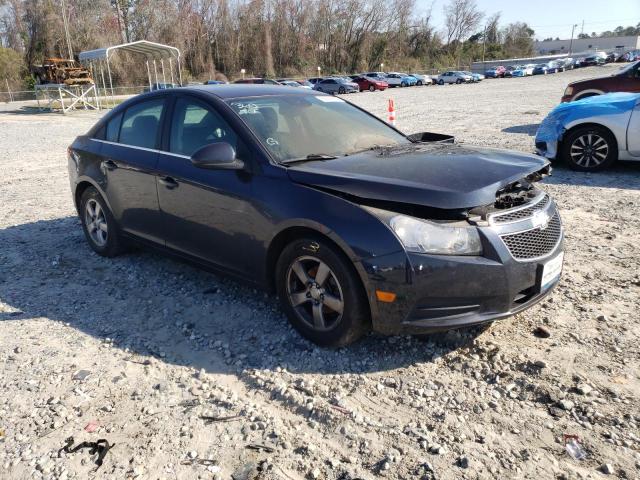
top-left (1, 63), bottom-right (639, 480)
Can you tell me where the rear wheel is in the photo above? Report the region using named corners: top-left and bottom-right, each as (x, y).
top-left (561, 125), bottom-right (617, 172)
top-left (275, 237), bottom-right (369, 347)
top-left (456, 79), bottom-right (462, 84)
top-left (416, 80), bottom-right (423, 86)
top-left (368, 84), bottom-right (375, 92)
top-left (79, 187), bottom-right (124, 257)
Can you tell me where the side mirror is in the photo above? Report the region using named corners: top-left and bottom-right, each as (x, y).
top-left (190, 142), bottom-right (244, 170)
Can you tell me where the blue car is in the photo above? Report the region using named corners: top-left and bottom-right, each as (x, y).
top-left (535, 92), bottom-right (640, 171)
top-left (532, 64), bottom-right (548, 75)
top-left (401, 74), bottom-right (418, 86)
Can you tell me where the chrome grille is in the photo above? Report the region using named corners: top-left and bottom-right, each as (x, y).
top-left (491, 194), bottom-right (550, 224)
top-left (500, 213), bottom-right (562, 260)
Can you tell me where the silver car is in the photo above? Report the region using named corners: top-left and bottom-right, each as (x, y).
top-left (313, 77), bottom-right (359, 94)
top-left (436, 71), bottom-right (473, 85)
top-left (409, 73), bottom-right (433, 86)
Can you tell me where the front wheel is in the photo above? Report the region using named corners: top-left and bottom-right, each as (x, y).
top-left (416, 80), bottom-right (423, 86)
top-left (338, 86), bottom-right (346, 94)
top-left (368, 85), bottom-right (375, 92)
top-left (456, 79), bottom-right (462, 84)
top-left (561, 126), bottom-right (617, 172)
top-left (80, 187), bottom-right (124, 257)
top-left (438, 79), bottom-right (444, 85)
top-left (275, 237), bottom-right (370, 347)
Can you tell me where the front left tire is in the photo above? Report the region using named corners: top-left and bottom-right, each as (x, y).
top-left (80, 186), bottom-right (124, 257)
top-left (560, 125), bottom-right (617, 172)
top-left (275, 237), bottom-right (370, 347)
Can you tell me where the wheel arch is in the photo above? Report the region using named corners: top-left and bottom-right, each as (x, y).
top-left (571, 89), bottom-right (604, 101)
top-left (74, 178), bottom-right (113, 215)
top-left (264, 223), bottom-right (376, 323)
top-left (559, 122), bottom-right (620, 166)
top-left (559, 122), bottom-right (619, 155)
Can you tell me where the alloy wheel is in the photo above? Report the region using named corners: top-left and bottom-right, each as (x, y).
top-left (286, 256), bottom-right (344, 331)
top-left (85, 198), bottom-right (108, 247)
top-left (570, 133), bottom-right (609, 168)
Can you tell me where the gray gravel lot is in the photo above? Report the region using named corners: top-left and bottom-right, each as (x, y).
top-left (1, 64), bottom-right (639, 480)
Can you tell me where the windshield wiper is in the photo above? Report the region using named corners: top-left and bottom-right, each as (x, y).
top-left (281, 154), bottom-right (339, 165)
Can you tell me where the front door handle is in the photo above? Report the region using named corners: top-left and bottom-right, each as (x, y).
top-left (159, 176), bottom-right (179, 189)
top-left (101, 159), bottom-right (118, 171)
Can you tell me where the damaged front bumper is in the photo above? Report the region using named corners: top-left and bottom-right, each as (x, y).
top-left (361, 195), bottom-right (564, 335)
top-left (535, 116), bottom-right (564, 160)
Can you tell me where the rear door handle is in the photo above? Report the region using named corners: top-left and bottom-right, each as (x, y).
top-left (158, 176), bottom-right (179, 189)
top-left (101, 159), bottom-right (118, 171)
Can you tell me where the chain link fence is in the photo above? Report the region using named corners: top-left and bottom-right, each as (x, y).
top-left (0, 85), bottom-right (151, 109)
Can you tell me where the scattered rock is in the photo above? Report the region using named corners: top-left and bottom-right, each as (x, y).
top-left (600, 463), bottom-right (614, 475)
top-left (533, 326), bottom-right (551, 338)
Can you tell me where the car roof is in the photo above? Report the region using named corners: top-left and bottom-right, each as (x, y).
top-left (169, 84), bottom-right (316, 99)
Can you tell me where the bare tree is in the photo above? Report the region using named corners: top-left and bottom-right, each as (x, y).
top-left (443, 0), bottom-right (483, 46)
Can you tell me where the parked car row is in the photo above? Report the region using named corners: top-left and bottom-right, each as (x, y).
top-left (482, 53), bottom-right (633, 80)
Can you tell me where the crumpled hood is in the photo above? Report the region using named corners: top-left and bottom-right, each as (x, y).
top-left (286, 143), bottom-right (549, 210)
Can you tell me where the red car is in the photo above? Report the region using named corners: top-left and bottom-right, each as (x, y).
top-left (352, 76), bottom-right (388, 92)
top-left (484, 65), bottom-right (506, 78)
top-left (561, 60), bottom-right (640, 102)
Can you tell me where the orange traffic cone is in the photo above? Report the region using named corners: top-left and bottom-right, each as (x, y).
top-left (387, 99), bottom-right (396, 126)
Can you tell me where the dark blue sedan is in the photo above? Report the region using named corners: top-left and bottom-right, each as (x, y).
top-left (533, 64), bottom-right (548, 75)
top-left (68, 85), bottom-right (563, 346)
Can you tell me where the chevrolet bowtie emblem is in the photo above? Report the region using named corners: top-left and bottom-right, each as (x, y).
top-left (532, 210), bottom-right (550, 230)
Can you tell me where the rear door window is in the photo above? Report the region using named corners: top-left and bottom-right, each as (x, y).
top-left (119, 99), bottom-right (165, 149)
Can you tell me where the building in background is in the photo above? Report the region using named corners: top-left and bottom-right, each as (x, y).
top-left (535, 36), bottom-right (640, 55)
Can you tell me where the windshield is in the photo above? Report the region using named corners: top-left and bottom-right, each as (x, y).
top-left (227, 95), bottom-right (410, 163)
top-left (619, 60), bottom-right (639, 75)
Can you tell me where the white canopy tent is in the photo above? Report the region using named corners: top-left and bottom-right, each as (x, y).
top-left (79, 40), bottom-right (182, 106)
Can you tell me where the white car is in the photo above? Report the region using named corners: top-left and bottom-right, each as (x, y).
top-left (436, 71), bottom-right (472, 85)
top-left (524, 64), bottom-right (536, 75)
top-left (536, 93), bottom-right (640, 171)
top-left (382, 72), bottom-right (416, 87)
top-left (409, 73), bottom-right (433, 86)
top-left (363, 72), bottom-right (386, 81)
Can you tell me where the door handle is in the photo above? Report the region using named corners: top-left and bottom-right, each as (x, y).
top-left (159, 176), bottom-right (179, 189)
top-left (101, 159), bottom-right (118, 171)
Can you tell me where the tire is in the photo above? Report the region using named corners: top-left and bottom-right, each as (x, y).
top-left (368, 85), bottom-right (375, 92)
top-left (79, 187), bottom-right (124, 257)
top-left (438, 79), bottom-right (444, 85)
top-left (416, 80), bottom-right (423, 86)
top-left (338, 86), bottom-right (345, 94)
top-left (456, 79), bottom-right (462, 84)
top-left (275, 237), bottom-right (370, 347)
top-left (560, 125), bottom-right (617, 172)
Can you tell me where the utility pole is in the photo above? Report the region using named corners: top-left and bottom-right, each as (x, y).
top-left (60, 0), bottom-right (73, 59)
top-left (580, 20), bottom-right (584, 36)
top-left (481, 25), bottom-right (487, 64)
top-left (568, 24), bottom-right (578, 56)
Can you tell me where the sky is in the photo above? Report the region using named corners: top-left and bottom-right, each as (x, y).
top-left (417, 0), bottom-right (640, 40)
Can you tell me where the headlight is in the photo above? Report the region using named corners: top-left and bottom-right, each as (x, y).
top-left (389, 215), bottom-right (482, 255)
top-left (564, 86), bottom-right (573, 96)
